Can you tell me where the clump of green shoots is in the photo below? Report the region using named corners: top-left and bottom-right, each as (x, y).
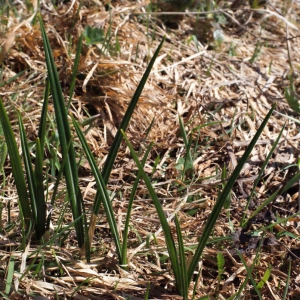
top-left (0, 13), bottom-right (165, 268)
top-left (2, 8), bottom-right (298, 300)
top-left (122, 103), bottom-right (276, 299)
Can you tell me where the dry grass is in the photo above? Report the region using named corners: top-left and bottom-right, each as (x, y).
top-left (0, 0), bottom-right (300, 299)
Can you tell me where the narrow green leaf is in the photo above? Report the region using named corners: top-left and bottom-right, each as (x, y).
top-left (46, 140), bottom-right (72, 232)
top-left (49, 139), bottom-right (72, 208)
top-left (72, 118), bottom-right (122, 262)
top-left (68, 34), bottom-right (82, 110)
top-left (101, 37), bottom-right (165, 184)
top-left (38, 78), bottom-right (50, 150)
top-left (39, 15), bottom-right (84, 247)
top-left (34, 138), bottom-right (46, 240)
top-left (22, 215), bottom-right (84, 285)
top-left (18, 111), bottom-right (37, 217)
top-left (284, 76), bottom-right (300, 112)
top-left (121, 130), bottom-right (181, 293)
top-left (242, 123), bottom-right (286, 227)
top-left (229, 238), bottom-right (264, 300)
top-left (0, 120), bottom-right (8, 170)
top-left (121, 142), bottom-right (153, 268)
top-left (257, 265), bottom-right (271, 289)
top-left (0, 291), bottom-right (10, 299)
top-left (246, 190), bottom-right (280, 224)
top-left (0, 99), bottom-right (31, 228)
top-left (222, 165), bottom-right (230, 210)
top-left (281, 171), bottom-right (300, 194)
top-left (83, 25), bottom-right (105, 45)
top-left (237, 250), bottom-right (262, 299)
top-left (0, 69), bottom-right (27, 88)
top-left (187, 104), bottom-right (275, 284)
top-left (256, 211), bottom-right (300, 235)
top-left (18, 113), bottom-right (46, 240)
top-left (80, 114), bottom-right (101, 127)
top-left (192, 121), bottom-right (221, 132)
top-left (5, 258), bottom-right (14, 295)
top-left (92, 37), bottom-right (165, 220)
top-left (217, 252), bottom-right (225, 278)
top-left (283, 259), bottom-right (291, 300)
top-left (29, 214), bottom-right (84, 260)
top-left (247, 163), bottom-right (300, 226)
top-left (179, 115), bottom-right (193, 175)
top-left (175, 215), bottom-right (188, 299)
top-left (150, 154), bottom-right (160, 180)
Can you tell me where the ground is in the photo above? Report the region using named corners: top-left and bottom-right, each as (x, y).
top-left (0, 0), bottom-right (300, 299)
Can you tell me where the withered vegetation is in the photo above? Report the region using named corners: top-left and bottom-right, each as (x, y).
top-left (0, 0), bottom-right (300, 299)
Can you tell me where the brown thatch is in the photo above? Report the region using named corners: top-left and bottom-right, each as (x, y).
top-left (0, 0), bottom-right (300, 299)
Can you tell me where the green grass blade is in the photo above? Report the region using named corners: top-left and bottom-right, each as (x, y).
top-left (0, 292), bottom-right (9, 299)
top-left (179, 115), bottom-right (193, 177)
top-left (46, 140), bottom-right (72, 232)
top-left (257, 265), bottom-right (271, 289)
top-left (49, 139), bottom-right (72, 207)
top-left (283, 259), bottom-right (291, 300)
top-left (17, 111), bottom-right (39, 230)
top-left (0, 69), bottom-right (27, 88)
top-left (121, 142), bottom-right (153, 268)
top-left (246, 190), bottom-right (279, 222)
top-left (101, 37), bottom-right (165, 185)
top-left (38, 78), bottom-right (50, 150)
top-left (0, 99), bottom-right (31, 228)
top-left (237, 251), bottom-right (262, 299)
top-left (39, 15), bottom-right (84, 247)
top-left (229, 237), bottom-right (264, 300)
top-left (247, 166), bottom-right (300, 225)
top-left (29, 215), bottom-right (84, 261)
top-left (0, 119), bottom-right (8, 171)
top-left (121, 130), bottom-right (181, 293)
top-left (221, 165), bottom-right (231, 211)
top-left (5, 257), bottom-right (14, 295)
top-left (241, 123), bottom-right (286, 227)
top-left (18, 112), bottom-right (45, 240)
top-left (284, 76), bottom-right (300, 112)
top-left (187, 104), bottom-right (275, 284)
top-left (68, 34), bottom-right (82, 110)
top-left (91, 37), bottom-right (165, 218)
top-left (34, 138), bottom-right (46, 240)
top-left (150, 153), bottom-right (160, 181)
top-left (217, 252), bottom-right (225, 286)
top-left (72, 118), bottom-right (122, 262)
top-left (281, 171), bottom-right (300, 194)
top-left (18, 115), bottom-right (46, 240)
top-left (175, 215), bottom-right (188, 299)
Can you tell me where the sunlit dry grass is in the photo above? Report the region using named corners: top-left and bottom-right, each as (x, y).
top-left (0, 0), bottom-right (300, 299)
